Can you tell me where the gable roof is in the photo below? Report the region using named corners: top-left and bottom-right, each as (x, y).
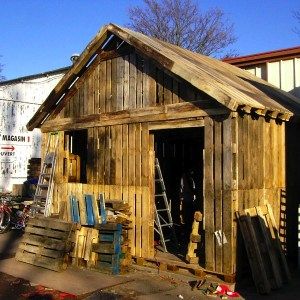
top-left (27, 24), bottom-right (300, 130)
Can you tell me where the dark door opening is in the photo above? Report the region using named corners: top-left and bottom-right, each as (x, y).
top-left (64, 130), bottom-right (88, 183)
top-left (152, 127), bottom-right (204, 261)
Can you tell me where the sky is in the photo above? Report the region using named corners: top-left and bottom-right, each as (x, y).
top-left (0, 0), bottom-right (299, 80)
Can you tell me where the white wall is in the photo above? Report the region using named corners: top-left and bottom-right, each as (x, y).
top-left (244, 58), bottom-right (300, 98)
top-left (0, 72), bottom-right (65, 191)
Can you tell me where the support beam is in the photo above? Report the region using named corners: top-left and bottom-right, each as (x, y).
top-left (41, 103), bottom-right (229, 132)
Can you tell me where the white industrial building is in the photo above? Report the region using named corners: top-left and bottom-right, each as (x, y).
top-left (0, 67), bottom-right (68, 191)
top-left (224, 46), bottom-right (300, 97)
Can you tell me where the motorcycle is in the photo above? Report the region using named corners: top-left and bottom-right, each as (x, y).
top-left (0, 195), bottom-right (30, 234)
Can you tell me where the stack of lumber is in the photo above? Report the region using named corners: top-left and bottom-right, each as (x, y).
top-left (67, 194), bottom-right (132, 228)
top-left (70, 223), bottom-right (132, 274)
top-left (15, 217), bottom-right (75, 272)
top-left (92, 223), bottom-right (123, 274)
top-left (106, 200), bottom-right (132, 228)
top-left (66, 194), bottom-right (132, 273)
top-left (11, 184), bottom-right (24, 196)
top-left (186, 211), bottom-right (202, 264)
top-left (105, 200), bottom-right (132, 271)
top-left (236, 204), bottom-right (291, 294)
top-left (27, 158), bottom-right (41, 180)
top-left (70, 226), bottom-right (99, 268)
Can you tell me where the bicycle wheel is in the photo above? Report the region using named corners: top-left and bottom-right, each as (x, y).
top-left (0, 211), bottom-right (10, 233)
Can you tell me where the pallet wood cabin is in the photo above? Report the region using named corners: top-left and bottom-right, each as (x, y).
top-left (225, 48), bottom-right (300, 264)
top-left (27, 24), bottom-right (300, 277)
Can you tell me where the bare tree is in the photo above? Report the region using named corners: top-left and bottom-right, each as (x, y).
top-left (0, 56), bottom-right (4, 82)
top-left (127, 0), bottom-right (236, 57)
top-left (293, 10), bottom-right (300, 36)
top-left (0, 67), bottom-right (4, 82)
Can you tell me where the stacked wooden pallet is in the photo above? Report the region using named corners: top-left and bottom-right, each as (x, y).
top-left (58, 193), bottom-right (132, 274)
top-left (27, 158), bottom-right (41, 180)
top-left (70, 226), bottom-right (99, 268)
top-left (236, 204), bottom-right (291, 294)
top-left (15, 217), bottom-right (75, 271)
top-left (70, 223), bottom-right (132, 274)
top-left (67, 194), bottom-right (132, 227)
top-left (92, 223), bottom-right (123, 274)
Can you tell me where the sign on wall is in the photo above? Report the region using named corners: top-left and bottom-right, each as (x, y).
top-left (0, 100), bottom-right (41, 191)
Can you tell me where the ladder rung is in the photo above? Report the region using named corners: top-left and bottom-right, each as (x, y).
top-left (40, 173), bottom-right (51, 177)
top-left (155, 179), bottom-right (163, 182)
top-left (155, 194), bottom-right (166, 197)
top-left (34, 195), bottom-right (46, 200)
top-left (157, 209), bottom-right (169, 212)
top-left (161, 223), bottom-right (172, 227)
top-left (37, 184), bottom-right (49, 188)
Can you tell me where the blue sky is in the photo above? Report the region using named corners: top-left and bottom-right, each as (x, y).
top-left (0, 0), bottom-right (299, 80)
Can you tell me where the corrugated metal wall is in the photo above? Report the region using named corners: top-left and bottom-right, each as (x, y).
top-left (244, 58), bottom-right (300, 97)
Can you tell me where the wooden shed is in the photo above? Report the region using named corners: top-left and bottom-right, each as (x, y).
top-left (27, 24), bottom-right (300, 277)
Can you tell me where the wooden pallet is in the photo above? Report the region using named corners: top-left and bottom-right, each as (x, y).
top-left (15, 217), bottom-right (75, 272)
top-left (133, 256), bottom-right (236, 283)
top-left (236, 204), bottom-right (291, 294)
top-left (70, 226), bottom-right (99, 268)
top-left (92, 223), bottom-right (123, 274)
top-left (70, 223), bottom-right (131, 274)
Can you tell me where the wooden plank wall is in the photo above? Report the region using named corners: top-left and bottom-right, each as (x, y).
top-left (55, 52), bottom-right (221, 120)
top-left (236, 114), bottom-right (285, 228)
top-left (51, 123), bottom-right (154, 259)
top-left (204, 113), bottom-right (286, 275)
top-left (235, 114), bottom-right (286, 273)
top-left (204, 115), bottom-right (235, 275)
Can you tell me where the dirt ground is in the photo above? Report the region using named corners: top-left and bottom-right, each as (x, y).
top-left (0, 229), bottom-right (299, 300)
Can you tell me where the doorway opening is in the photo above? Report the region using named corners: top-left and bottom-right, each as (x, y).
top-left (152, 127), bottom-right (204, 263)
top-left (64, 129), bottom-right (88, 183)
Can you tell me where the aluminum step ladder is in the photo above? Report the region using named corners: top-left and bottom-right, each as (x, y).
top-left (32, 132), bottom-right (59, 217)
top-left (154, 158), bottom-right (177, 252)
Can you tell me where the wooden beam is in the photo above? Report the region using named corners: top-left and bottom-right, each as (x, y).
top-left (27, 26), bottom-right (111, 131)
top-left (107, 24), bottom-right (241, 111)
top-left (41, 102), bottom-right (229, 132)
top-left (148, 118), bottom-right (204, 130)
top-left (239, 106), bottom-right (293, 122)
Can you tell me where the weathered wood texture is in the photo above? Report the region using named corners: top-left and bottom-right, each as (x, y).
top-left (40, 48), bottom-right (287, 276)
top-left (54, 52), bottom-right (222, 121)
top-left (236, 114), bottom-right (285, 228)
top-left (204, 113), bottom-right (286, 275)
top-left (51, 123), bottom-right (154, 259)
top-left (204, 116), bottom-right (235, 275)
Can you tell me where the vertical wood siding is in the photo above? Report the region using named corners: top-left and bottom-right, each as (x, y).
top-left (204, 114), bottom-right (286, 274)
top-left (55, 52), bottom-right (217, 120)
top-left (51, 123), bottom-right (154, 259)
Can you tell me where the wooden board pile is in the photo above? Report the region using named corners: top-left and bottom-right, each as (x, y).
top-left (186, 211), bottom-right (202, 264)
top-left (68, 195), bottom-right (132, 274)
top-left (27, 158), bottom-right (41, 180)
top-left (15, 216), bottom-right (75, 271)
top-left (236, 204), bottom-right (291, 294)
top-left (70, 223), bottom-right (131, 274)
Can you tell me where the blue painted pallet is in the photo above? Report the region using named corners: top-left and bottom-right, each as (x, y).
top-left (95, 261), bottom-right (120, 275)
top-left (70, 195), bottom-right (80, 223)
top-left (84, 194), bottom-right (95, 225)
